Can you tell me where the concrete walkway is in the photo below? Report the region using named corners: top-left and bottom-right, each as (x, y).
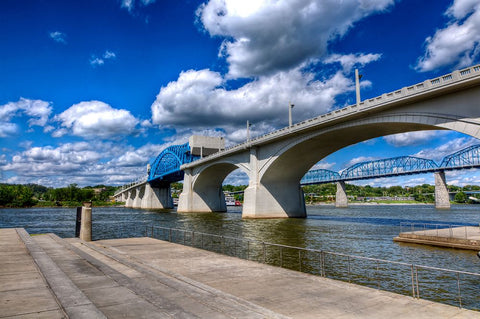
top-left (0, 228), bottom-right (66, 318)
top-left (1, 228), bottom-right (479, 318)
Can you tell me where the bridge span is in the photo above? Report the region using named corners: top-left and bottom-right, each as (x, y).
top-left (115, 64), bottom-right (480, 218)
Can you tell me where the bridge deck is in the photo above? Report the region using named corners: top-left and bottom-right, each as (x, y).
top-left (3, 228), bottom-right (477, 318)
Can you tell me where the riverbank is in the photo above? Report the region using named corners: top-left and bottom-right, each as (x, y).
top-left (307, 201), bottom-right (431, 206)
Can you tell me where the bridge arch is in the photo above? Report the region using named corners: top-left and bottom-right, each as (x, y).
top-left (178, 159), bottom-right (249, 213)
top-left (245, 106), bottom-right (480, 218)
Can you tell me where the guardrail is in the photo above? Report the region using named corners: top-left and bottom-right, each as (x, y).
top-left (140, 225), bottom-right (479, 311)
top-left (113, 175), bottom-right (148, 196)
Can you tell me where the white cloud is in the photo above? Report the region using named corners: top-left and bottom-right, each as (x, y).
top-left (197, 0), bottom-right (393, 78)
top-left (310, 162), bottom-right (336, 170)
top-left (416, 0), bottom-right (480, 72)
top-left (49, 31), bottom-right (66, 44)
top-left (151, 67), bottom-right (354, 133)
top-left (0, 122), bottom-right (18, 138)
top-left (54, 100), bottom-right (139, 139)
top-left (89, 50), bottom-right (117, 67)
top-left (383, 131), bottom-right (442, 147)
top-left (0, 141), bottom-right (157, 187)
top-left (413, 137), bottom-right (477, 162)
top-left (121, 0), bottom-right (157, 12)
top-left (324, 53), bottom-right (382, 73)
top-left (345, 156), bottom-right (377, 168)
top-left (0, 98), bottom-right (53, 137)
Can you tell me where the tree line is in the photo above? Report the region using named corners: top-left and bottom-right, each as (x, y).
top-left (1, 182), bottom-right (478, 208)
top-left (0, 183), bottom-right (119, 207)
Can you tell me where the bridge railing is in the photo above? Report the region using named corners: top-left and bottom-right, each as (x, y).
top-left (114, 175), bottom-right (148, 196)
top-left (143, 225), bottom-right (480, 311)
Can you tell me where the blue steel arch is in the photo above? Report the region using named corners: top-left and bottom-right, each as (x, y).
top-left (148, 143), bottom-right (199, 184)
top-left (340, 156), bottom-right (438, 181)
top-left (301, 169), bottom-right (340, 185)
top-left (440, 144), bottom-right (480, 169)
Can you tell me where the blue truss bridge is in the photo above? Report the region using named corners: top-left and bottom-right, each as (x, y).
top-left (301, 144), bottom-right (480, 185)
top-left (147, 143), bottom-right (199, 186)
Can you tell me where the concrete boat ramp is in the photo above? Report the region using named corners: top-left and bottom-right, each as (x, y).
top-left (394, 226), bottom-right (480, 250)
top-left (1, 228), bottom-right (478, 318)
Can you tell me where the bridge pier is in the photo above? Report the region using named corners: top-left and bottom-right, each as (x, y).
top-left (141, 183), bottom-right (173, 209)
top-left (434, 171), bottom-right (451, 209)
top-left (132, 187), bottom-right (143, 208)
top-left (178, 168), bottom-right (227, 213)
top-left (125, 190), bottom-right (133, 208)
top-left (243, 183), bottom-right (306, 218)
top-left (242, 148), bottom-right (306, 218)
top-left (335, 181), bottom-right (348, 208)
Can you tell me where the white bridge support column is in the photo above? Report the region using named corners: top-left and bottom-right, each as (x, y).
top-left (132, 186), bottom-right (143, 208)
top-left (178, 168), bottom-right (227, 213)
top-left (243, 147), bottom-right (306, 218)
top-left (125, 190), bottom-right (133, 208)
top-left (434, 171), bottom-right (451, 209)
top-left (141, 183), bottom-right (173, 209)
top-left (335, 181), bottom-right (348, 208)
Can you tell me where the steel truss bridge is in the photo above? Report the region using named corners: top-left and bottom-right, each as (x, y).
top-left (301, 144), bottom-right (480, 185)
top-left (147, 143), bottom-right (199, 185)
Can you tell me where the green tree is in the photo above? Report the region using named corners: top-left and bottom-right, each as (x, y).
top-left (454, 191), bottom-right (467, 203)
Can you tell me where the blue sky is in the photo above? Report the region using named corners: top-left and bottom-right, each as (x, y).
top-left (1, 0), bottom-right (480, 188)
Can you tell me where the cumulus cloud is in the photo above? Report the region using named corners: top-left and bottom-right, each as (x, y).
top-left (416, 0), bottom-right (480, 72)
top-left (0, 141), bottom-right (157, 187)
top-left (49, 31), bottom-right (66, 44)
top-left (151, 67), bottom-right (354, 132)
top-left (197, 0), bottom-right (393, 78)
top-left (383, 131), bottom-right (443, 147)
top-left (345, 156), bottom-right (377, 168)
top-left (413, 137), bottom-right (477, 162)
top-left (54, 100), bottom-right (139, 139)
top-left (90, 50), bottom-right (117, 67)
top-left (0, 98), bottom-right (53, 137)
top-left (324, 53), bottom-right (382, 73)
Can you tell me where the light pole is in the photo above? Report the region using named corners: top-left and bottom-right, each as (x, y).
top-left (288, 102), bottom-right (295, 128)
top-left (355, 69), bottom-right (362, 107)
top-left (246, 120), bottom-right (252, 142)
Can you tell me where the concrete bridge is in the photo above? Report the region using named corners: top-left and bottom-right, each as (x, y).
top-left (116, 64), bottom-right (480, 218)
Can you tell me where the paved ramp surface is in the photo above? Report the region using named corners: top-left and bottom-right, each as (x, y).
top-left (1, 228), bottom-right (479, 318)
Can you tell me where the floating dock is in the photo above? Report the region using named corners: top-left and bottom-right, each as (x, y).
top-left (1, 228), bottom-right (479, 318)
top-left (394, 225), bottom-right (480, 250)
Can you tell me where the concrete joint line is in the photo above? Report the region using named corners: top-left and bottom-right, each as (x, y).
top-left (81, 240), bottom-right (290, 319)
top-left (48, 235), bottom-right (175, 318)
top-left (15, 229), bottom-right (106, 319)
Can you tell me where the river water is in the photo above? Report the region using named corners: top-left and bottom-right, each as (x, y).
top-left (1, 204), bottom-right (479, 309)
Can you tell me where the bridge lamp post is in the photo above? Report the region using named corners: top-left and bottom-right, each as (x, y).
top-left (246, 120), bottom-right (252, 142)
top-left (355, 69), bottom-right (363, 107)
top-left (288, 102), bottom-right (295, 128)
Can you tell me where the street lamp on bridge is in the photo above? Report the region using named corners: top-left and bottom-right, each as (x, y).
top-left (288, 102), bottom-right (295, 128)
